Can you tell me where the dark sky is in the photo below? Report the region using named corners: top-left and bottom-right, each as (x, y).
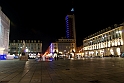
top-left (0, 0), bottom-right (124, 53)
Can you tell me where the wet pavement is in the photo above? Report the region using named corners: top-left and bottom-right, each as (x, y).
top-left (0, 57), bottom-right (124, 83)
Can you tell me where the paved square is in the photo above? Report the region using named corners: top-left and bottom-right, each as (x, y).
top-left (0, 57), bottom-right (124, 83)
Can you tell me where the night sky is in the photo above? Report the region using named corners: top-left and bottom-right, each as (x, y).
top-left (0, 0), bottom-right (124, 53)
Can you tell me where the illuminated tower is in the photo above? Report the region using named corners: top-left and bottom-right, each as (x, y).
top-left (65, 8), bottom-right (76, 40)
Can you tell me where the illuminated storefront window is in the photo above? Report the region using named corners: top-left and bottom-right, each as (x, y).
top-left (116, 48), bottom-right (121, 56)
top-left (110, 49), bottom-right (114, 55)
top-left (118, 39), bottom-right (120, 45)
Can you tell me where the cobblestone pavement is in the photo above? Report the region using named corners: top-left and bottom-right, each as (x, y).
top-left (0, 57), bottom-right (124, 83)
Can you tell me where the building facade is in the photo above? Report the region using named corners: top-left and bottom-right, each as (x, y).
top-left (9, 40), bottom-right (42, 56)
top-left (83, 24), bottom-right (124, 57)
top-left (0, 7), bottom-right (10, 55)
top-left (49, 38), bottom-right (76, 57)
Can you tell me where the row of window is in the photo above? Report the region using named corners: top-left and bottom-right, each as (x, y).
top-left (84, 39), bottom-right (123, 50)
top-left (83, 29), bottom-right (121, 46)
top-left (10, 43), bottom-right (41, 46)
top-left (10, 40), bottom-right (42, 43)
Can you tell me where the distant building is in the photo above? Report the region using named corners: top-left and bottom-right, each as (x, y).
top-left (0, 7), bottom-right (10, 55)
top-left (49, 38), bottom-right (76, 57)
top-left (76, 45), bottom-right (83, 53)
top-left (9, 40), bottom-right (42, 56)
top-left (83, 23), bottom-right (124, 57)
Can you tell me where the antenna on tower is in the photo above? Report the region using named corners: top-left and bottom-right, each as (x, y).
top-left (71, 0), bottom-right (74, 12)
top-left (71, 8), bottom-right (74, 12)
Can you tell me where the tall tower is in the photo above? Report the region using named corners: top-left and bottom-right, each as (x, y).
top-left (65, 7), bottom-right (76, 52)
top-left (65, 8), bottom-right (76, 40)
